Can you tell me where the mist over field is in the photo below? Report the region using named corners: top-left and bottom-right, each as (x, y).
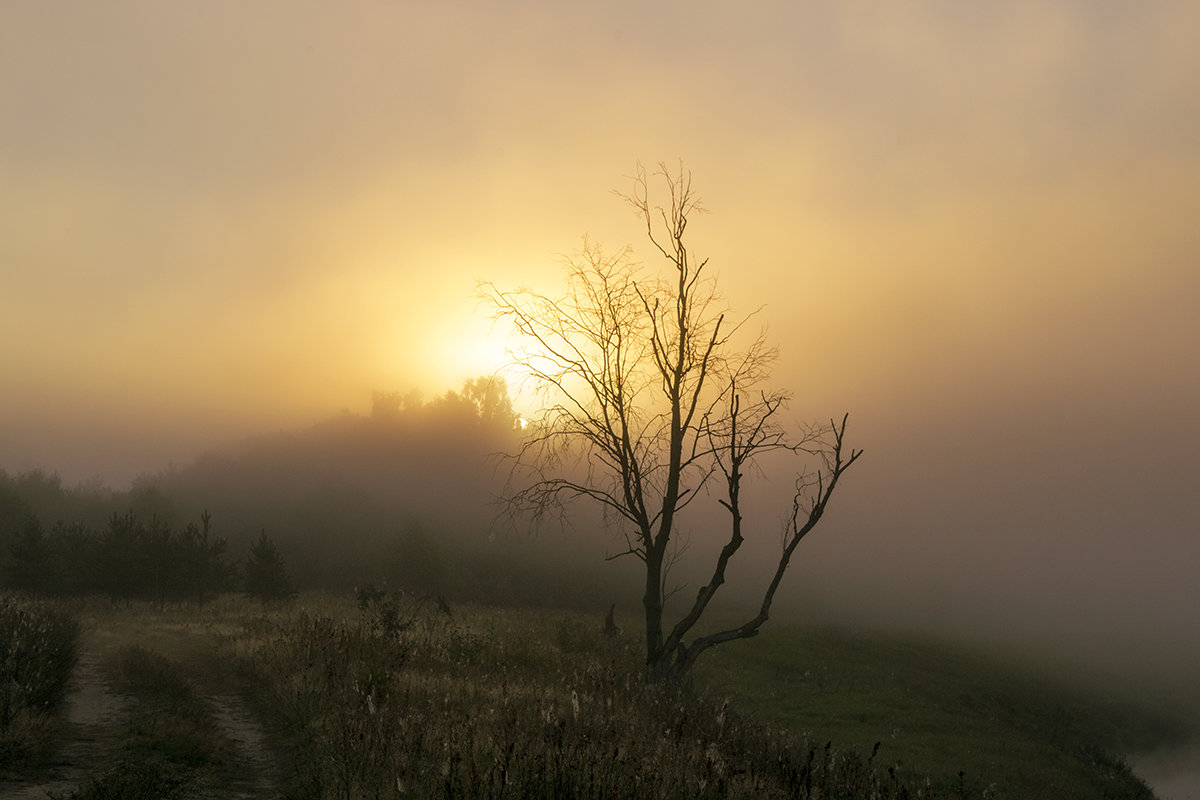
top-left (2, 2), bottom-right (1199, 795)
top-left (5, 377), bottom-right (1196, 708)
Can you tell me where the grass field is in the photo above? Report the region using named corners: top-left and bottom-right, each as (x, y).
top-left (693, 624), bottom-right (1187, 799)
top-left (0, 593), bottom-right (1188, 799)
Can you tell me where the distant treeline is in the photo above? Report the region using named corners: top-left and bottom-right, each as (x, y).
top-left (4, 509), bottom-right (233, 605)
top-left (0, 378), bottom-right (639, 609)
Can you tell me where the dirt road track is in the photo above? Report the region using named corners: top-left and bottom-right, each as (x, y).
top-left (0, 639), bottom-right (281, 799)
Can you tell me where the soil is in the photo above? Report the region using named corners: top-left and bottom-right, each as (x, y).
top-left (0, 651), bottom-right (128, 799)
top-left (204, 691), bottom-right (283, 799)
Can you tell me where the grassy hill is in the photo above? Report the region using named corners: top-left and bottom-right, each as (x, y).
top-left (694, 624), bottom-right (1185, 799)
top-left (1, 594), bottom-right (1186, 799)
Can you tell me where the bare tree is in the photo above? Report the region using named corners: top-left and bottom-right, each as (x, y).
top-left (482, 162), bottom-right (861, 686)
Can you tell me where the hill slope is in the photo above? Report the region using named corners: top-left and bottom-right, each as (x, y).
top-left (695, 624), bottom-right (1187, 799)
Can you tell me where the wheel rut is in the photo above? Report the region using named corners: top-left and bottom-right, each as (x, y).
top-left (0, 638), bottom-right (283, 799)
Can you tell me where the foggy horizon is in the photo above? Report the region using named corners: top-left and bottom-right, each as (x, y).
top-left (4, 0), bottom-right (1198, 717)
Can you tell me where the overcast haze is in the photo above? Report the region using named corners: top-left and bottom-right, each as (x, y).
top-left (3, 2), bottom-right (1198, 678)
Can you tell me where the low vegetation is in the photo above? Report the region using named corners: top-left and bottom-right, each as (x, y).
top-left (44, 643), bottom-right (237, 800)
top-left (695, 625), bottom-right (1175, 799)
top-left (230, 592), bottom-right (927, 799)
top-left (0, 593), bottom-right (80, 776)
top-left (0, 593), bottom-right (1185, 799)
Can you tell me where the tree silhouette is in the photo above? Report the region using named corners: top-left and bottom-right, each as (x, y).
top-left (243, 531), bottom-right (295, 604)
top-left (4, 515), bottom-right (51, 594)
top-left (86, 511), bottom-right (231, 605)
top-left (483, 162), bottom-right (861, 685)
top-left (175, 511), bottom-right (233, 605)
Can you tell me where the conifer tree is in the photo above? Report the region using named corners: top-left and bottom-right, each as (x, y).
top-left (243, 531), bottom-right (295, 604)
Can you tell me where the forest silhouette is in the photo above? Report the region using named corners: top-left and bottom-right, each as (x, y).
top-left (0, 378), bottom-right (638, 609)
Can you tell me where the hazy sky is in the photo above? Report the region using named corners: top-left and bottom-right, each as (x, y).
top-left (3, 2), bottom-right (1197, 663)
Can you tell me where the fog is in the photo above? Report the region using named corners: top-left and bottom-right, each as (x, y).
top-left (3, 0), bottom-right (1198, 733)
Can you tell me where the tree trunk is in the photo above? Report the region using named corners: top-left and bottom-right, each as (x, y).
top-left (643, 543), bottom-right (666, 685)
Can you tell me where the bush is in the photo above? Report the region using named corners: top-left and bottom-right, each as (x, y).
top-left (0, 594), bottom-right (81, 775)
top-left (0, 594), bottom-right (81, 728)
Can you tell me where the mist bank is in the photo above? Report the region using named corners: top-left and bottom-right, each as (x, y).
top-left (3, 378), bottom-right (1197, 723)
top-left (0, 380), bottom-right (641, 611)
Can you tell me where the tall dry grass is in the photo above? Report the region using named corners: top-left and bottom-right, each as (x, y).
top-left (226, 593), bottom-right (933, 799)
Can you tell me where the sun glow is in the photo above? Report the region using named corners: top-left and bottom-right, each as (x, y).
top-left (424, 316), bottom-right (514, 392)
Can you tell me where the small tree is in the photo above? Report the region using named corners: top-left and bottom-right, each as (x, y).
top-left (95, 511), bottom-right (153, 602)
top-left (173, 511), bottom-right (234, 605)
top-left (244, 531), bottom-right (295, 604)
top-left (483, 163), bottom-right (861, 686)
top-left (4, 515), bottom-right (52, 594)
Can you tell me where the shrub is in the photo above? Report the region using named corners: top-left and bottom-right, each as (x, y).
top-left (0, 594), bottom-right (81, 775)
top-left (0, 594), bottom-right (81, 729)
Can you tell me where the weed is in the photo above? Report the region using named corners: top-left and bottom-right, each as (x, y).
top-left (229, 599), bottom-right (939, 799)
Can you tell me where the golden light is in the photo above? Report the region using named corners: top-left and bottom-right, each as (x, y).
top-left (424, 316), bottom-right (513, 390)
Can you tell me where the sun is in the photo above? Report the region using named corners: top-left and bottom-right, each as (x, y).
top-left (424, 315), bottom-right (514, 391)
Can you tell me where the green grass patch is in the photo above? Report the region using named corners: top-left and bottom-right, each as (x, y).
top-left (693, 624), bottom-right (1167, 800)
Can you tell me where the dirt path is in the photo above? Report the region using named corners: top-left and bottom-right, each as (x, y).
top-left (202, 691), bottom-right (284, 799)
top-left (0, 620), bottom-right (283, 799)
top-left (0, 650), bottom-right (129, 799)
